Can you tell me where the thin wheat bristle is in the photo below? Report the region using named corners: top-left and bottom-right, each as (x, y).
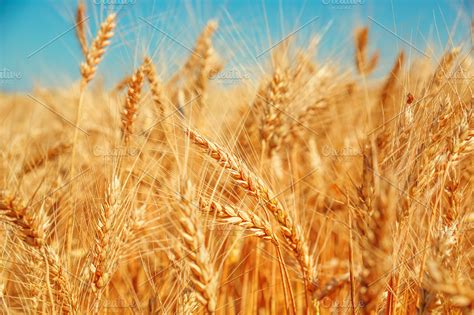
top-left (22, 142), bottom-right (71, 174)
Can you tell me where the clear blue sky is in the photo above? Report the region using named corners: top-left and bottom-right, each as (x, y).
top-left (0, 0), bottom-right (472, 91)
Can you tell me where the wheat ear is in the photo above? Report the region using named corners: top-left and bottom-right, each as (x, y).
top-left (431, 47), bottom-right (460, 89)
top-left (315, 273), bottom-right (351, 300)
top-left (89, 176), bottom-right (121, 313)
top-left (80, 13), bottom-right (117, 87)
top-left (114, 74), bottom-right (132, 92)
top-left (71, 11), bottom-right (116, 178)
top-left (379, 51), bottom-right (405, 106)
top-left (259, 68), bottom-right (290, 155)
top-left (354, 27), bottom-right (379, 75)
top-left (185, 128), bottom-right (316, 292)
top-left (199, 198), bottom-right (277, 243)
top-left (194, 20), bottom-right (218, 108)
top-left (75, 1), bottom-right (88, 56)
top-left (143, 56), bottom-right (165, 119)
top-left (0, 193), bottom-right (76, 313)
top-left (121, 67), bottom-right (144, 145)
top-left (173, 180), bottom-right (218, 313)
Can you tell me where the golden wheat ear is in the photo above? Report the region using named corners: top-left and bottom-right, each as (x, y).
top-left (172, 180), bottom-right (218, 314)
top-left (89, 176), bottom-right (122, 313)
top-left (143, 56), bottom-right (165, 118)
top-left (194, 20), bottom-right (219, 107)
top-left (379, 51), bottom-right (405, 106)
top-left (121, 67), bottom-right (144, 145)
top-left (354, 27), bottom-right (379, 75)
top-left (75, 1), bottom-right (88, 56)
top-left (185, 128), bottom-right (316, 296)
top-left (431, 47), bottom-right (460, 89)
top-left (0, 193), bottom-right (77, 313)
top-left (80, 12), bottom-right (117, 87)
top-left (70, 12), bottom-right (117, 180)
top-left (199, 198), bottom-right (277, 243)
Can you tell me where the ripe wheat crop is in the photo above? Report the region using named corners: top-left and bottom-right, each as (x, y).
top-left (0, 2), bottom-right (473, 314)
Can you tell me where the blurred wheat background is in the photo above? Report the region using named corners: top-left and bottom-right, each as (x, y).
top-left (0, 0), bottom-right (473, 314)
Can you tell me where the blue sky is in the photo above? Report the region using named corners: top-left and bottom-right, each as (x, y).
top-left (0, 0), bottom-right (472, 91)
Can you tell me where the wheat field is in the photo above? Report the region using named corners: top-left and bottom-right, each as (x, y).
top-left (0, 2), bottom-right (473, 314)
